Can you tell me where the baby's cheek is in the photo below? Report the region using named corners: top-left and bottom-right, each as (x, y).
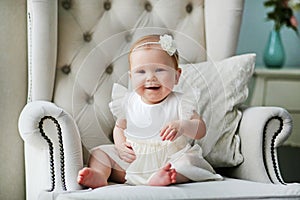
top-left (161, 76), bottom-right (176, 88)
top-left (131, 79), bottom-right (143, 90)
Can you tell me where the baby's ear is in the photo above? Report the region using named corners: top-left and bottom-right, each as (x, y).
top-left (175, 68), bottom-right (182, 84)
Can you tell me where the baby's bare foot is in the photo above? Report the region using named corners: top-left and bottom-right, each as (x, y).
top-left (77, 167), bottom-right (108, 189)
top-left (148, 163), bottom-right (176, 186)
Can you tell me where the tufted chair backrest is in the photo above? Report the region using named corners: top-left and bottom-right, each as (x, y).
top-left (27, 0), bottom-right (244, 155)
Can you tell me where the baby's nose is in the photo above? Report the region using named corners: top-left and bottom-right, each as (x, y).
top-left (146, 72), bottom-right (157, 81)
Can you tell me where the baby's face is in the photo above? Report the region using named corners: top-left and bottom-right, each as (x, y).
top-left (130, 48), bottom-right (181, 104)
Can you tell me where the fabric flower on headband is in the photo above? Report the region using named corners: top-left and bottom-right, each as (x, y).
top-left (159, 34), bottom-right (177, 56)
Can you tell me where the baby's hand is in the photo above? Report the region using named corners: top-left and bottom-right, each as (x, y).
top-left (160, 121), bottom-right (182, 141)
top-left (116, 142), bottom-right (136, 163)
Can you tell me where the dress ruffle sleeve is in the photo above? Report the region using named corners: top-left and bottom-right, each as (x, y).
top-left (178, 88), bottom-right (200, 120)
top-left (108, 83), bottom-right (129, 119)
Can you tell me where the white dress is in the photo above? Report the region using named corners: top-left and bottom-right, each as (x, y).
top-left (97, 83), bottom-right (222, 185)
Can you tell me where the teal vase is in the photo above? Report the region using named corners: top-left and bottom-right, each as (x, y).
top-left (263, 30), bottom-right (285, 68)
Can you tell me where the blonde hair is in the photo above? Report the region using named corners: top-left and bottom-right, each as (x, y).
top-left (129, 34), bottom-right (179, 69)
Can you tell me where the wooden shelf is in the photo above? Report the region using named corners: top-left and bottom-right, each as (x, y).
top-left (254, 67), bottom-right (300, 78)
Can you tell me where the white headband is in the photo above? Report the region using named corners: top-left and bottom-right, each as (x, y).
top-left (132, 34), bottom-right (177, 56)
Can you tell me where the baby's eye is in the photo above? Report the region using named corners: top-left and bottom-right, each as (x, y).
top-left (135, 69), bottom-right (145, 74)
top-left (155, 68), bottom-right (166, 72)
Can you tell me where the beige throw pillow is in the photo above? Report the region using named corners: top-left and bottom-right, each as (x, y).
top-left (175, 54), bottom-right (256, 167)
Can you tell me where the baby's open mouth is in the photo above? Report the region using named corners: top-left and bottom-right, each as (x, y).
top-left (145, 86), bottom-right (161, 90)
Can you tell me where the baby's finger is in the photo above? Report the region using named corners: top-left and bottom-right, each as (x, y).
top-left (122, 154), bottom-right (136, 163)
top-left (127, 152), bottom-right (136, 162)
top-left (162, 126), bottom-right (175, 140)
top-left (124, 141), bottom-right (133, 149)
top-left (126, 149), bottom-right (136, 158)
top-left (124, 142), bottom-right (135, 154)
top-left (120, 150), bottom-right (136, 162)
top-left (167, 134), bottom-right (176, 141)
top-left (165, 129), bottom-right (177, 141)
top-left (160, 125), bottom-right (169, 137)
top-left (161, 126), bottom-right (172, 140)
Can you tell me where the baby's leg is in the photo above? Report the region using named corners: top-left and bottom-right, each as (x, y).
top-left (77, 148), bottom-right (125, 188)
top-left (148, 163), bottom-right (177, 186)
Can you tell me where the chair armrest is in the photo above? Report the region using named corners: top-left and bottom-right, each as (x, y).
top-left (18, 100), bottom-right (83, 200)
top-left (226, 106), bottom-right (293, 184)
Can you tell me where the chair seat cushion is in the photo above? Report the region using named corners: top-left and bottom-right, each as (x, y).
top-left (54, 178), bottom-right (300, 200)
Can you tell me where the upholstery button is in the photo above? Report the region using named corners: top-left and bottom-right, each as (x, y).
top-left (105, 64), bottom-right (113, 74)
top-left (145, 2), bottom-right (152, 12)
top-left (104, 1), bottom-right (111, 11)
top-left (87, 96), bottom-right (94, 105)
top-left (62, 1), bottom-right (71, 10)
top-left (83, 32), bottom-right (92, 42)
top-left (61, 65), bottom-right (71, 74)
top-left (125, 34), bottom-right (132, 42)
top-left (186, 3), bottom-right (193, 13)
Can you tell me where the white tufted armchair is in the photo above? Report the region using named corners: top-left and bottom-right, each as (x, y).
top-left (18, 0), bottom-right (300, 200)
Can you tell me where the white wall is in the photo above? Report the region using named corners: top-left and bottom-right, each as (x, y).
top-left (0, 0), bottom-right (26, 199)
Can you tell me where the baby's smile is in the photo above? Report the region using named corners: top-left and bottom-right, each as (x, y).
top-left (144, 85), bottom-right (161, 90)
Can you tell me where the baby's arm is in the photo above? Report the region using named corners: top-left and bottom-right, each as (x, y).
top-left (113, 119), bottom-right (136, 163)
top-left (160, 111), bottom-right (206, 141)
